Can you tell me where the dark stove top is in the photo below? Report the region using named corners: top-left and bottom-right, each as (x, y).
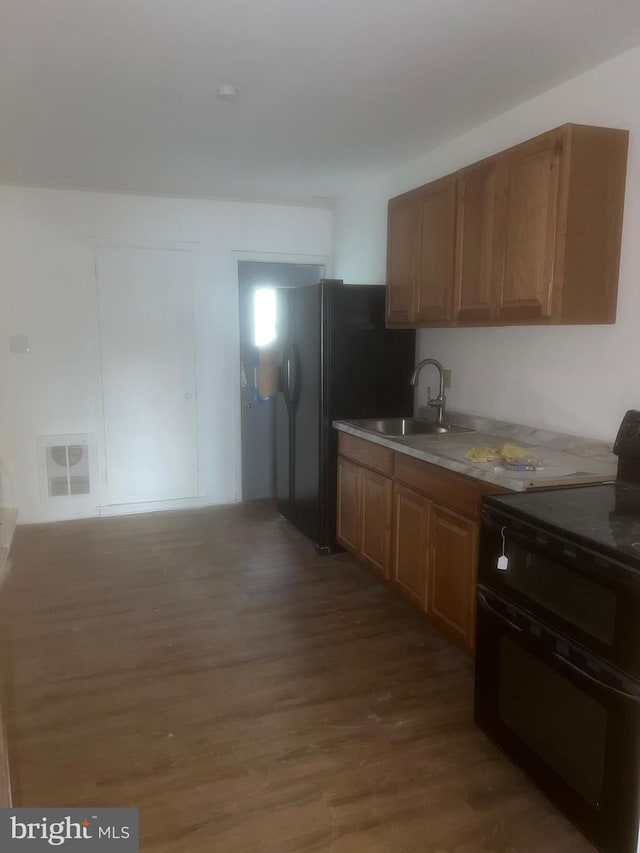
top-left (485, 483), bottom-right (640, 568)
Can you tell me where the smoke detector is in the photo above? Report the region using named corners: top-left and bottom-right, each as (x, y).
top-left (217, 84), bottom-right (239, 101)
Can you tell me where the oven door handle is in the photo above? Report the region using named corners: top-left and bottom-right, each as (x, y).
top-left (479, 510), bottom-right (535, 547)
top-left (480, 508), bottom-right (519, 532)
top-left (477, 589), bottom-right (524, 633)
top-left (552, 653), bottom-right (640, 704)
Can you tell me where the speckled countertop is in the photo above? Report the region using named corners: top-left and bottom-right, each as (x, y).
top-left (333, 412), bottom-right (617, 492)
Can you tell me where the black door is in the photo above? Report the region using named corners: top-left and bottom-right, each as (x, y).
top-left (478, 505), bottom-right (640, 678)
top-left (319, 283), bottom-right (415, 551)
top-left (275, 372), bottom-right (291, 519)
top-left (289, 283), bottom-right (322, 543)
top-left (325, 284), bottom-right (415, 421)
top-left (275, 290), bottom-right (292, 520)
top-left (276, 281), bottom-right (415, 552)
top-left (475, 585), bottom-right (640, 853)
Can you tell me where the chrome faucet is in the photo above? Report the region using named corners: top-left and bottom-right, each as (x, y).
top-left (410, 358), bottom-right (447, 426)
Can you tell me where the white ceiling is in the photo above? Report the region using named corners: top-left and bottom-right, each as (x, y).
top-left (2, 0), bottom-right (640, 203)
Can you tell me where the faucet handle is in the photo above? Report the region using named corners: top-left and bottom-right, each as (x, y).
top-left (427, 394), bottom-right (447, 426)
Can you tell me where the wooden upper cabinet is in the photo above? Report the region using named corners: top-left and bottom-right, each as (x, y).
top-left (386, 189), bottom-right (422, 324)
top-left (554, 123), bottom-right (628, 324)
top-left (387, 123), bottom-right (628, 328)
top-left (497, 131), bottom-right (562, 321)
top-left (415, 175), bottom-right (457, 324)
top-left (454, 157), bottom-right (501, 323)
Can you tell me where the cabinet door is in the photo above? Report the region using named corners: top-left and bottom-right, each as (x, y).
top-left (336, 456), bottom-right (361, 554)
top-left (497, 132), bottom-right (562, 322)
top-left (454, 158), bottom-right (500, 323)
top-left (415, 175), bottom-right (456, 324)
top-left (386, 190), bottom-right (422, 324)
top-left (428, 504), bottom-right (478, 652)
top-left (392, 485), bottom-right (430, 608)
top-left (360, 468), bottom-right (393, 577)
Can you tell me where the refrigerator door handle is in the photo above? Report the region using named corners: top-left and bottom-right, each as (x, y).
top-left (281, 341), bottom-right (294, 408)
top-left (289, 342), bottom-right (300, 405)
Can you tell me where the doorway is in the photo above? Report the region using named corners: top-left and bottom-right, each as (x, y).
top-left (97, 245), bottom-right (198, 507)
top-left (238, 261), bottom-right (323, 501)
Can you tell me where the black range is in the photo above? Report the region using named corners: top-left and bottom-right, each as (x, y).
top-left (475, 410), bottom-right (640, 853)
top-left (485, 482), bottom-right (640, 569)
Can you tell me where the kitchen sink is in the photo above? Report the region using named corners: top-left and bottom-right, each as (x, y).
top-left (355, 418), bottom-right (473, 437)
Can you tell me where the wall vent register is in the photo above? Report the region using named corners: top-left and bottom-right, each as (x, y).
top-left (37, 434), bottom-right (97, 517)
top-left (45, 444), bottom-right (91, 497)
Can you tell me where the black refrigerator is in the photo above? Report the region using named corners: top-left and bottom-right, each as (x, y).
top-left (276, 280), bottom-right (415, 553)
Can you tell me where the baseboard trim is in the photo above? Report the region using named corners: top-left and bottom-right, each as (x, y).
top-left (98, 496), bottom-right (234, 518)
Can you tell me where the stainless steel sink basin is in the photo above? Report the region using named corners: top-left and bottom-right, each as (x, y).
top-left (356, 418), bottom-right (473, 437)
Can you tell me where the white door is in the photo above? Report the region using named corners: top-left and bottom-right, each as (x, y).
top-left (96, 245), bottom-right (198, 506)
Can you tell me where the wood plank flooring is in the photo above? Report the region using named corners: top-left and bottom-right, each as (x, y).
top-left (1, 502), bottom-right (593, 851)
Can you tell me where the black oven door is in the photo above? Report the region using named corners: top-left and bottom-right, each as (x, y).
top-left (475, 585), bottom-right (640, 853)
top-left (479, 506), bottom-right (640, 677)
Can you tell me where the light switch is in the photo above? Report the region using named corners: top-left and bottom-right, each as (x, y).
top-left (9, 335), bottom-right (30, 354)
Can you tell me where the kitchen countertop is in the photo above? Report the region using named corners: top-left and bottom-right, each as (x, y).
top-left (333, 413), bottom-right (617, 492)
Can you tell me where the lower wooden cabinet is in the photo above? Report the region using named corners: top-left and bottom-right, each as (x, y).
top-left (337, 433), bottom-right (493, 655)
top-left (336, 455), bottom-right (393, 578)
top-left (360, 468), bottom-right (393, 577)
top-left (336, 457), bottom-right (360, 553)
top-left (392, 485), bottom-right (429, 607)
top-left (428, 504), bottom-right (479, 653)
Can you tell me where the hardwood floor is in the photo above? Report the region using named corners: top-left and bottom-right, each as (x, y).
top-left (1, 502), bottom-right (592, 851)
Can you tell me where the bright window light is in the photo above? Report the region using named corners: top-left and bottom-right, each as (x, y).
top-left (254, 288), bottom-right (277, 347)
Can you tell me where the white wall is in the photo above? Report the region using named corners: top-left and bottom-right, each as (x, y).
top-left (0, 186), bottom-right (332, 523)
top-left (334, 44), bottom-right (640, 442)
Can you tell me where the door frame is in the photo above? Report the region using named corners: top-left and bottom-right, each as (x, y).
top-left (90, 237), bottom-right (200, 516)
top-left (230, 251), bottom-right (331, 503)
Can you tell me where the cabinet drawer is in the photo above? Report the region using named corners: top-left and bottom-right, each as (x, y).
top-left (338, 433), bottom-right (394, 476)
top-left (394, 453), bottom-right (479, 518)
